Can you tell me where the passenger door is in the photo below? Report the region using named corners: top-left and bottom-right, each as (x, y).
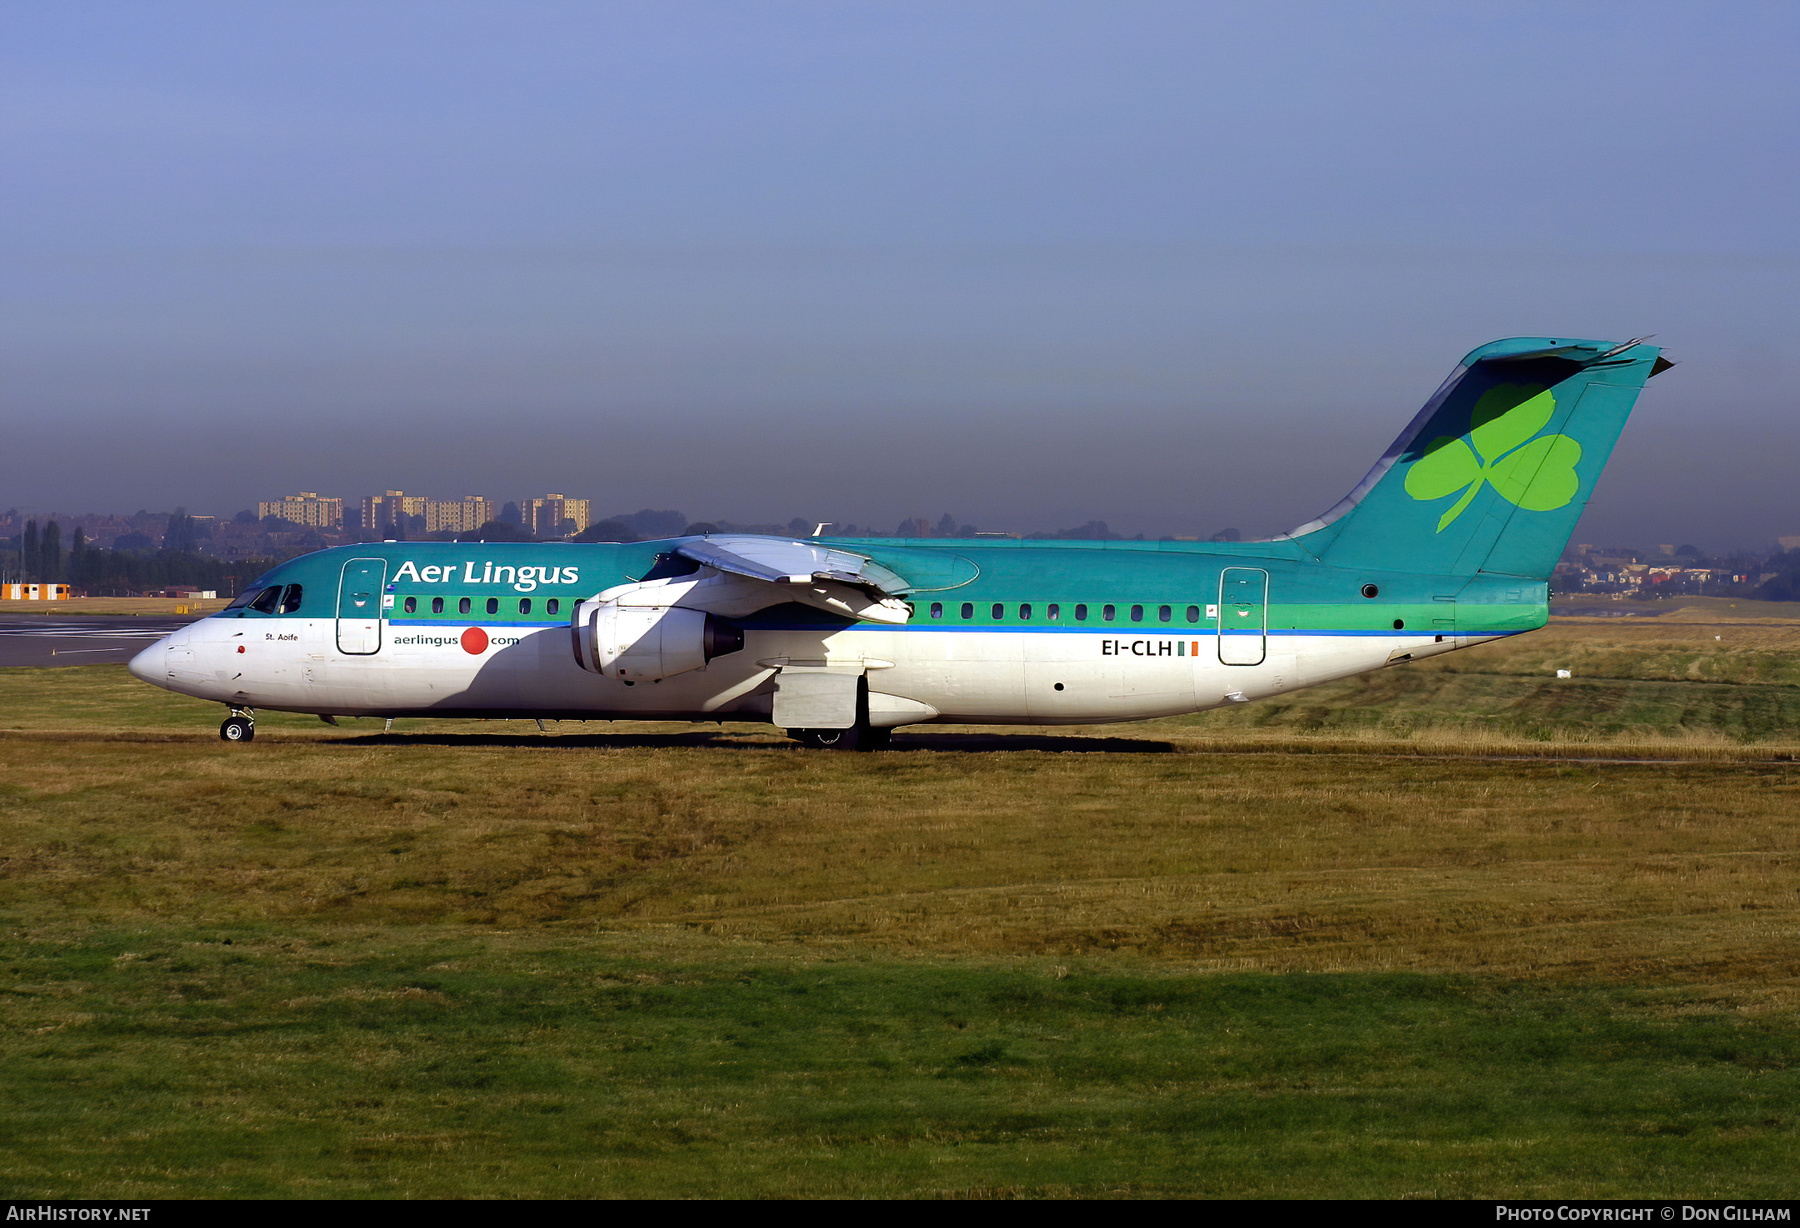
top-left (1218, 567), bottom-right (1267, 666)
top-left (335, 558), bottom-right (387, 655)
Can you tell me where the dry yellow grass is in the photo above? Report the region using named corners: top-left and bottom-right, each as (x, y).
top-left (6, 725), bottom-right (1796, 1000)
top-left (1443, 610), bottom-right (1800, 687)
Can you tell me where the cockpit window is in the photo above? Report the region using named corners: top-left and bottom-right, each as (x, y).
top-left (224, 586), bottom-right (264, 610)
top-left (279, 584), bottom-right (303, 614)
top-left (248, 586), bottom-right (282, 614)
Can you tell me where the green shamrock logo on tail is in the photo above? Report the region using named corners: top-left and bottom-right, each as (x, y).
top-left (1403, 385), bottom-right (1583, 532)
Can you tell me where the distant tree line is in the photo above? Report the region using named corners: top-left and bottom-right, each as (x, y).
top-left (62, 545), bottom-right (277, 598)
top-left (3, 510), bottom-right (274, 596)
top-left (1757, 550), bottom-right (1800, 601)
top-left (7, 518), bottom-right (71, 584)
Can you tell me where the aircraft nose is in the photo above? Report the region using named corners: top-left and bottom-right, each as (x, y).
top-left (128, 639), bottom-right (165, 685)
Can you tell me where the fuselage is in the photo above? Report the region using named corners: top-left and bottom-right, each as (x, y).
top-left (128, 536), bottom-right (1541, 727)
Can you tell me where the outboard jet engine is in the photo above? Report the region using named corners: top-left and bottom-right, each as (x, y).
top-left (572, 589), bottom-right (744, 680)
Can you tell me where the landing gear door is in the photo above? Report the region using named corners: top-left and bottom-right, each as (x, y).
top-left (336, 558), bottom-right (387, 655)
top-left (1218, 567), bottom-right (1268, 666)
top-left (772, 665), bottom-right (863, 731)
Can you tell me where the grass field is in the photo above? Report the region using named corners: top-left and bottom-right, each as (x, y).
top-left (2, 605), bottom-right (1798, 1197)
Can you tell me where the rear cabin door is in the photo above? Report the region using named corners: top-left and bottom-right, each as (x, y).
top-left (336, 558), bottom-right (387, 655)
top-left (1218, 567), bottom-right (1268, 666)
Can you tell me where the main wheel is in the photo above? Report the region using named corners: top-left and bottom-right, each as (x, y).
top-left (791, 727), bottom-right (866, 751)
top-left (220, 716), bottom-right (255, 742)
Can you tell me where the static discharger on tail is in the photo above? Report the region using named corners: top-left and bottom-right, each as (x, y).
top-left (130, 337), bottom-right (1672, 748)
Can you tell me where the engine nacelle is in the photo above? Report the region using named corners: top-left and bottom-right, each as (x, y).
top-left (572, 598), bottom-right (744, 681)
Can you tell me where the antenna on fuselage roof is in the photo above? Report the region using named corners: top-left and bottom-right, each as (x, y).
top-left (812, 523), bottom-right (832, 537)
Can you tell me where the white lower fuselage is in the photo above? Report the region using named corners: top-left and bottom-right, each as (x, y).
top-left (137, 617), bottom-right (1481, 727)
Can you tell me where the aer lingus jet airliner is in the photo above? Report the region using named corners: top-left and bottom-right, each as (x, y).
top-left (131, 336), bottom-right (1672, 748)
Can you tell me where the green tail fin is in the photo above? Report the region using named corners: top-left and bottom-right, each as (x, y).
top-left (1288, 337), bottom-right (1669, 579)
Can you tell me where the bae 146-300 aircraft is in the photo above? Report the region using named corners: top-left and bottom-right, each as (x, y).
top-left (130, 336), bottom-right (1672, 748)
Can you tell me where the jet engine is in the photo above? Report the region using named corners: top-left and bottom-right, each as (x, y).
top-left (572, 595), bottom-right (744, 681)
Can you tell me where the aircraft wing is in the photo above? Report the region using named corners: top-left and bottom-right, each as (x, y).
top-left (676, 536), bottom-right (913, 594)
top-left (673, 536), bottom-right (914, 623)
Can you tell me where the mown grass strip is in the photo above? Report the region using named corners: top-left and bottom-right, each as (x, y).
top-left (3, 932), bottom-right (1796, 1198)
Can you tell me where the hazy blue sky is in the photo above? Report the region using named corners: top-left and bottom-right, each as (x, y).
top-left (4, 2), bottom-right (1797, 546)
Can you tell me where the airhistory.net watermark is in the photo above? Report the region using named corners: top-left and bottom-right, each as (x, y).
top-left (6, 1211), bottom-right (151, 1222)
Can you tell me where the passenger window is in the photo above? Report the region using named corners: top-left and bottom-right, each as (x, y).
top-left (1130, 604), bottom-right (1144, 621)
top-left (1019, 604), bottom-right (1032, 620)
top-left (403, 596), bottom-right (417, 614)
top-left (431, 597), bottom-right (444, 614)
top-left (1047, 603), bottom-right (1059, 620)
top-left (249, 586), bottom-right (281, 614)
top-left (519, 598), bottom-right (531, 614)
top-left (960, 603), bottom-right (973, 620)
top-left (279, 584), bottom-right (303, 614)
top-left (930, 602), bottom-right (943, 618)
top-left (486, 597), bottom-right (499, 615)
top-left (991, 603), bottom-right (1004, 620)
top-left (1075, 604), bottom-right (1088, 621)
top-left (1103, 604), bottom-right (1115, 622)
top-left (1158, 605), bottom-right (1171, 622)
top-left (459, 597), bottom-right (472, 615)
top-left (547, 598), bottom-right (560, 615)
top-left (1186, 605), bottom-right (1200, 623)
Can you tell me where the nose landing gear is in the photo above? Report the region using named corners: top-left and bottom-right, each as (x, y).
top-left (220, 708), bottom-right (256, 742)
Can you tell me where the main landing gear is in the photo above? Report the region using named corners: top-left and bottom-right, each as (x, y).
top-left (788, 725), bottom-right (891, 752)
top-left (220, 708), bottom-right (255, 743)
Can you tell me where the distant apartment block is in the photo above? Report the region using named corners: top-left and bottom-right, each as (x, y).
top-left (362, 491), bottom-right (496, 536)
top-left (424, 496), bottom-right (495, 535)
top-left (362, 491), bottom-right (427, 536)
top-left (257, 493), bottom-right (343, 528)
top-left (523, 494), bottom-right (591, 538)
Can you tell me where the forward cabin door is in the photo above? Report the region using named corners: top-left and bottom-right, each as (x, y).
top-left (336, 558), bottom-right (387, 655)
top-left (1218, 567), bottom-right (1267, 666)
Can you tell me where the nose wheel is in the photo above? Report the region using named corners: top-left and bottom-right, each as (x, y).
top-left (220, 709), bottom-right (256, 742)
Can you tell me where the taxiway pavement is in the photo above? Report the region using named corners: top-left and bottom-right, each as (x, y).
top-left (0, 615), bottom-right (196, 667)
